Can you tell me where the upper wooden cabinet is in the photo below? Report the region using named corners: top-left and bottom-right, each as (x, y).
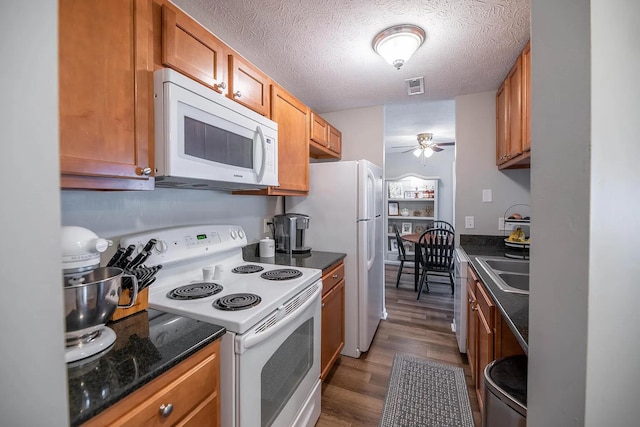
top-left (59, 0), bottom-right (154, 190)
top-left (228, 55), bottom-right (270, 116)
top-left (522, 42), bottom-right (531, 153)
top-left (309, 111), bottom-right (342, 159)
top-left (496, 41), bottom-right (531, 170)
top-left (235, 84), bottom-right (309, 196)
top-left (161, 4), bottom-right (227, 94)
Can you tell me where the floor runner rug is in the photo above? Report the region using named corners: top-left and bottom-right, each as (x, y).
top-left (380, 353), bottom-right (474, 427)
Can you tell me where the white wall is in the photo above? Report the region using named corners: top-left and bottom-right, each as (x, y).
top-left (0, 1), bottom-right (70, 426)
top-left (528, 1), bottom-right (590, 423)
top-left (61, 189), bottom-right (279, 261)
top-left (586, 1), bottom-right (640, 424)
top-left (530, 0), bottom-right (640, 425)
top-left (322, 105), bottom-right (385, 168)
top-left (454, 91), bottom-right (530, 236)
top-left (385, 150), bottom-right (454, 225)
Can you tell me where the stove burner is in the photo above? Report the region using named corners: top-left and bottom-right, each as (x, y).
top-left (213, 293), bottom-right (261, 311)
top-left (167, 282), bottom-right (223, 300)
top-left (232, 264), bottom-right (264, 274)
top-left (260, 268), bottom-right (303, 281)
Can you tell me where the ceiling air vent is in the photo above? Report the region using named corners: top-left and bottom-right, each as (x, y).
top-left (405, 76), bottom-right (425, 96)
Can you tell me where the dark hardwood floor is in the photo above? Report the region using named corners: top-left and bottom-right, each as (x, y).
top-left (317, 265), bottom-right (481, 426)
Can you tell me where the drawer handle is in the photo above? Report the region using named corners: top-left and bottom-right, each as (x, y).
top-left (332, 274), bottom-right (339, 279)
top-left (159, 403), bottom-right (174, 418)
top-left (233, 90), bottom-right (242, 98)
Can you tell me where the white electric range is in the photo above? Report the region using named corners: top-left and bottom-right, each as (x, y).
top-left (119, 224), bottom-right (322, 427)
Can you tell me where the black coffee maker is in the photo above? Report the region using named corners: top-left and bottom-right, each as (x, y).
top-left (272, 213), bottom-right (311, 254)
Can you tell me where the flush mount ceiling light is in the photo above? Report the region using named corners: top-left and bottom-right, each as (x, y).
top-left (372, 24), bottom-right (426, 70)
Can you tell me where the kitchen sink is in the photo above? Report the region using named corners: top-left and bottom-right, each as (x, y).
top-left (497, 273), bottom-right (529, 291)
top-left (475, 256), bottom-right (530, 295)
top-left (484, 258), bottom-right (529, 275)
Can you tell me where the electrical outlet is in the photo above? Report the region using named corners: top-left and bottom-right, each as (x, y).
top-left (465, 216), bottom-right (475, 229)
top-left (263, 218), bottom-right (271, 233)
top-left (499, 217), bottom-right (515, 231)
top-left (482, 189), bottom-right (493, 203)
top-left (499, 217), bottom-right (505, 230)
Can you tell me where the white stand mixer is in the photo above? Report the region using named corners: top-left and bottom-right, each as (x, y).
top-left (61, 226), bottom-right (137, 364)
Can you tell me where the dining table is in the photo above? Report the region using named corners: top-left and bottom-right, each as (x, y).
top-left (399, 233), bottom-right (423, 290)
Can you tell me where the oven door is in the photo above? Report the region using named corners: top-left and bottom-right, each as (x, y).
top-left (235, 283), bottom-right (321, 427)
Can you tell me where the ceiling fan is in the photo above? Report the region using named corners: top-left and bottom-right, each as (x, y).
top-left (393, 133), bottom-right (455, 161)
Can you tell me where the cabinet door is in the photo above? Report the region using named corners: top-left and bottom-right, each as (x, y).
top-left (328, 126), bottom-right (342, 156)
top-left (161, 4), bottom-right (227, 93)
top-left (59, 0), bottom-right (154, 190)
top-left (310, 111), bottom-right (328, 147)
top-left (507, 56), bottom-right (523, 160)
top-left (495, 81), bottom-right (508, 165)
top-left (521, 41), bottom-right (531, 153)
top-left (476, 309), bottom-right (494, 412)
top-left (228, 55), bottom-right (270, 116)
top-left (466, 279), bottom-right (477, 382)
top-left (269, 84), bottom-right (309, 194)
top-left (321, 279), bottom-right (345, 380)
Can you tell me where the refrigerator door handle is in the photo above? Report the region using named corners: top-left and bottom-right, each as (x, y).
top-left (367, 220), bottom-right (376, 269)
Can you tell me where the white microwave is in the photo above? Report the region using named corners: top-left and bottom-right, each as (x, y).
top-left (153, 69), bottom-right (278, 190)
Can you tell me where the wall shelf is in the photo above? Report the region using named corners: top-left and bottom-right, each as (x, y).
top-left (385, 174), bottom-right (439, 264)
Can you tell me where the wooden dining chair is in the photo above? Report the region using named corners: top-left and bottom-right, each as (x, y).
top-left (416, 227), bottom-right (456, 299)
top-left (393, 224), bottom-right (418, 291)
top-left (429, 220), bottom-right (455, 233)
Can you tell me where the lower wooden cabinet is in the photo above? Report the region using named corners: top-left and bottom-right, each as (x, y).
top-left (320, 260), bottom-right (345, 379)
top-left (466, 265), bottom-right (525, 415)
top-left (82, 340), bottom-right (220, 427)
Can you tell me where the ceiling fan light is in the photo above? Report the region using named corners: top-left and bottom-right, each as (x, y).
top-left (423, 147), bottom-right (434, 157)
top-left (372, 25), bottom-right (425, 70)
top-left (413, 148), bottom-right (423, 157)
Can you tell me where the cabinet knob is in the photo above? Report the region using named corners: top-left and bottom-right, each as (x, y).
top-left (332, 274), bottom-right (339, 279)
top-left (137, 167), bottom-right (152, 176)
top-left (322, 303), bottom-right (325, 308)
top-left (233, 90), bottom-right (242, 98)
top-left (159, 403), bottom-right (174, 418)
top-left (217, 81), bottom-right (227, 90)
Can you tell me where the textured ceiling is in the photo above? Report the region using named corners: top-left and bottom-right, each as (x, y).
top-left (172, 0), bottom-right (530, 152)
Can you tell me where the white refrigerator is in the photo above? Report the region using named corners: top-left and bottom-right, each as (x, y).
top-left (287, 160), bottom-right (385, 358)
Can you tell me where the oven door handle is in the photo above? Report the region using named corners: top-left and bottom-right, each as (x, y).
top-left (240, 285), bottom-right (321, 351)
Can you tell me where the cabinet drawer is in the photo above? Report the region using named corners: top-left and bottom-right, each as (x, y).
top-left (322, 261), bottom-right (344, 295)
top-left (475, 282), bottom-right (495, 324)
top-left (84, 340), bottom-right (220, 427)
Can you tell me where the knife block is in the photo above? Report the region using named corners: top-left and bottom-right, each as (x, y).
top-left (111, 287), bottom-right (149, 322)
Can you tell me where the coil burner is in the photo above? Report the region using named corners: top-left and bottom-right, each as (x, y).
top-left (260, 268), bottom-right (303, 281)
top-left (213, 293), bottom-right (262, 311)
top-left (167, 283), bottom-right (223, 300)
top-left (232, 265), bottom-right (265, 274)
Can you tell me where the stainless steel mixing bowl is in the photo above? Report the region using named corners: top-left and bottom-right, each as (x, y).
top-left (64, 267), bottom-right (138, 345)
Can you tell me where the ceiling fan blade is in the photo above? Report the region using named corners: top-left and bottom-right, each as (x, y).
top-left (432, 146), bottom-right (444, 152)
top-left (392, 145), bottom-right (418, 149)
top-left (402, 148), bottom-right (417, 153)
top-left (437, 142), bottom-right (456, 146)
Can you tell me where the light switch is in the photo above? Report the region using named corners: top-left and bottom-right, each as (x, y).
top-left (482, 189), bottom-right (492, 203)
top-left (465, 216), bottom-right (475, 229)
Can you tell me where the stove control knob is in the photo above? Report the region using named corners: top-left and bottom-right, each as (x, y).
top-left (230, 229), bottom-right (238, 239)
top-left (238, 229), bottom-right (245, 239)
top-left (155, 240), bottom-right (168, 253)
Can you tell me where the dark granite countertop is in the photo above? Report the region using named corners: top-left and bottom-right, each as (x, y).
top-left (243, 243), bottom-right (345, 271)
top-left (459, 235), bottom-right (529, 354)
top-left (67, 309), bottom-right (226, 426)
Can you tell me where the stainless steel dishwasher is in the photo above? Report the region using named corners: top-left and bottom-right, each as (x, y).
top-left (483, 355), bottom-right (527, 427)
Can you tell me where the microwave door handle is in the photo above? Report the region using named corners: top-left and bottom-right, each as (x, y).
top-left (255, 125), bottom-right (267, 182)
